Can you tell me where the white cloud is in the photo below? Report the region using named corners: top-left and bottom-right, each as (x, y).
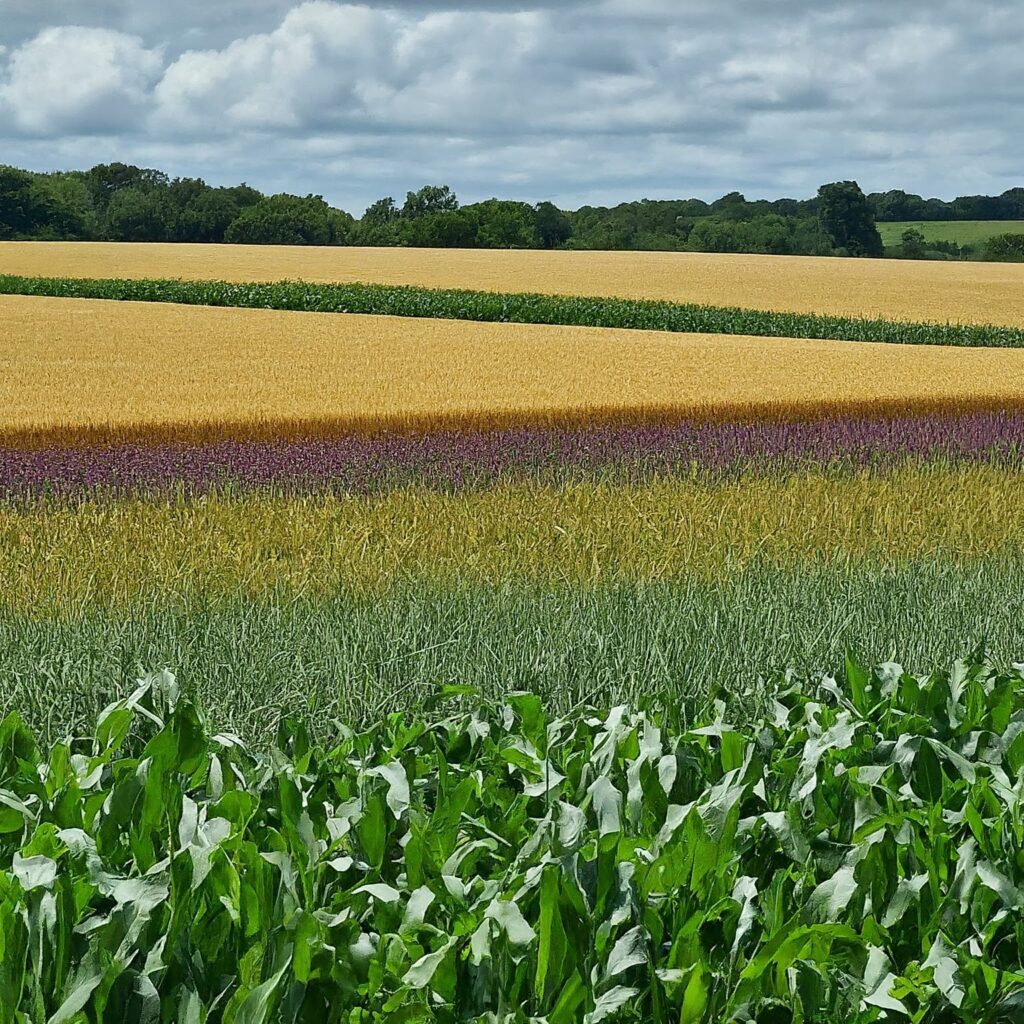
top-left (0, 1), bottom-right (1021, 210)
top-left (0, 27), bottom-right (163, 135)
top-left (153, 4), bottom-right (555, 135)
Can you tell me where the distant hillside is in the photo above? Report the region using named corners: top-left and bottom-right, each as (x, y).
top-left (878, 220), bottom-right (1024, 247)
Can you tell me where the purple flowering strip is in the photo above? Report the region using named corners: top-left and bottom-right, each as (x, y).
top-left (2, 408), bottom-right (1024, 499)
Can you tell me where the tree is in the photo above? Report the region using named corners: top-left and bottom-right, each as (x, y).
top-left (403, 209), bottom-right (479, 248)
top-left (105, 187), bottom-right (170, 241)
top-left (363, 197), bottom-right (399, 224)
top-left (86, 163), bottom-right (168, 209)
top-left (402, 185), bottom-right (458, 219)
top-left (28, 174), bottom-right (96, 239)
top-left (470, 200), bottom-right (539, 248)
top-left (982, 234), bottom-right (1024, 262)
top-left (177, 189), bottom-right (246, 243)
top-left (817, 181), bottom-right (883, 257)
top-left (0, 166), bottom-right (49, 238)
top-left (357, 197), bottom-right (403, 245)
top-left (224, 194), bottom-right (353, 246)
top-left (534, 201), bottom-right (572, 248)
top-left (899, 228), bottom-right (927, 260)
top-left (711, 191), bottom-right (748, 218)
top-left (870, 190), bottom-right (930, 222)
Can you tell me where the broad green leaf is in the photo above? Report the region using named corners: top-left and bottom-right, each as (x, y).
top-left (402, 939), bottom-right (455, 989)
top-left (605, 925), bottom-right (647, 980)
top-left (807, 866), bottom-right (858, 923)
top-left (586, 985), bottom-right (639, 1024)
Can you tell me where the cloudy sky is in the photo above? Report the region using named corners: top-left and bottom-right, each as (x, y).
top-left (0, 0), bottom-right (1020, 214)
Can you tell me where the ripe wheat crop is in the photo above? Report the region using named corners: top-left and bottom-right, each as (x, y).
top-left (3, 240), bottom-right (1024, 324)
top-left (6, 295), bottom-right (1024, 443)
top-left (5, 464), bottom-right (1024, 612)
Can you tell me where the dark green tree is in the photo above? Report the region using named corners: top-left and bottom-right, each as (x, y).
top-left (105, 187), bottom-right (172, 242)
top-left (817, 181), bottom-right (883, 257)
top-left (471, 200), bottom-right (540, 248)
top-left (710, 191), bottom-right (748, 219)
top-left (356, 197), bottom-right (402, 244)
top-left (31, 174), bottom-right (97, 239)
top-left (982, 234), bottom-right (1024, 262)
top-left (534, 201), bottom-right (572, 248)
top-left (224, 194), bottom-right (353, 246)
top-left (177, 189), bottom-right (246, 243)
top-left (899, 228), bottom-right (927, 259)
top-left (86, 163), bottom-right (168, 210)
top-left (0, 166), bottom-right (50, 238)
top-left (402, 185), bottom-right (458, 219)
top-left (363, 197), bottom-right (399, 224)
top-left (403, 209), bottom-right (479, 248)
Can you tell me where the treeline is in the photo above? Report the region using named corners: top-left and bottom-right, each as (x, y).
top-left (2, 161), bottom-right (1022, 260)
top-left (869, 188), bottom-right (1024, 222)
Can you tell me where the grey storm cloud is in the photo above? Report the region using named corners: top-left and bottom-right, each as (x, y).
top-left (0, 0), bottom-right (1020, 214)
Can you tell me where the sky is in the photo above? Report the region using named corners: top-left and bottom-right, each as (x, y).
top-left (0, 0), bottom-right (1020, 215)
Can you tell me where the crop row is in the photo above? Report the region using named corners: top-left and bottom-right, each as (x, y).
top-left (4, 464), bottom-right (1024, 612)
top-left (1, 652), bottom-right (1022, 1021)
top-left (3, 241), bottom-right (1023, 326)
top-left (4, 406), bottom-right (1024, 498)
top-left (19, 295), bottom-right (1024, 445)
top-left (3, 560), bottom-right (1024, 747)
top-left (4, 273), bottom-right (1024, 346)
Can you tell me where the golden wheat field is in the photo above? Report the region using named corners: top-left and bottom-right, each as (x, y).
top-left (6, 294), bottom-right (1024, 440)
top-left (2, 241), bottom-right (1024, 326)
top-left (4, 465), bottom-right (1023, 612)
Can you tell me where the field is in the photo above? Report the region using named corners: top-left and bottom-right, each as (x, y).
top-left (2, 244), bottom-right (1024, 1020)
top-left (4, 239), bottom-right (1024, 324)
top-left (878, 219), bottom-right (1024, 247)
top-left (8, 295), bottom-right (1024, 441)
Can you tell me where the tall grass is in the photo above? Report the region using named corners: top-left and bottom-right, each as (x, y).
top-left (3, 558), bottom-right (1023, 745)
top-left (4, 273), bottom-right (1024, 346)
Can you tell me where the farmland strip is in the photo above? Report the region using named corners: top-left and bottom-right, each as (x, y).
top-left (4, 272), bottom-right (1024, 346)
top-left (9, 296), bottom-right (1024, 440)
top-left (4, 241), bottom-right (1024, 325)
top-left (5, 406), bottom-right (1024, 499)
top-left (5, 464), bottom-right (1024, 611)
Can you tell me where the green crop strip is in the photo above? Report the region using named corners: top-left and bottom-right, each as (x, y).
top-left (1, 652), bottom-right (1023, 1020)
top-left (4, 272), bottom-right (1024, 346)
top-left (4, 559), bottom-right (1024, 747)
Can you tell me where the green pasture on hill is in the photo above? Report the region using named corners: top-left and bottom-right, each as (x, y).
top-left (878, 219), bottom-right (1024, 247)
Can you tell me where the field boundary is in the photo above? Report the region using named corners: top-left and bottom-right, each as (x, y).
top-left (3, 272), bottom-right (1024, 347)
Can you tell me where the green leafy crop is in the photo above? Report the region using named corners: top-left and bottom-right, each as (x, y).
top-left (1, 653), bottom-right (1023, 1021)
top-left (3, 273), bottom-right (1024, 348)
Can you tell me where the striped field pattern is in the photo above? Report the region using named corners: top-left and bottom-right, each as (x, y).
top-left (8, 295), bottom-right (1024, 443)
top-left (5, 247), bottom-right (1024, 1022)
top-left (1, 248), bottom-right (1024, 731)
top-left (4, 239), bottom-right (1024, 323)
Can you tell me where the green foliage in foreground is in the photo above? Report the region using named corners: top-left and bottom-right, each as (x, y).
top-left (2, 655), bottom-right (1024, 1022)
top-left (4, 273), bottom-right (1024, 348)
